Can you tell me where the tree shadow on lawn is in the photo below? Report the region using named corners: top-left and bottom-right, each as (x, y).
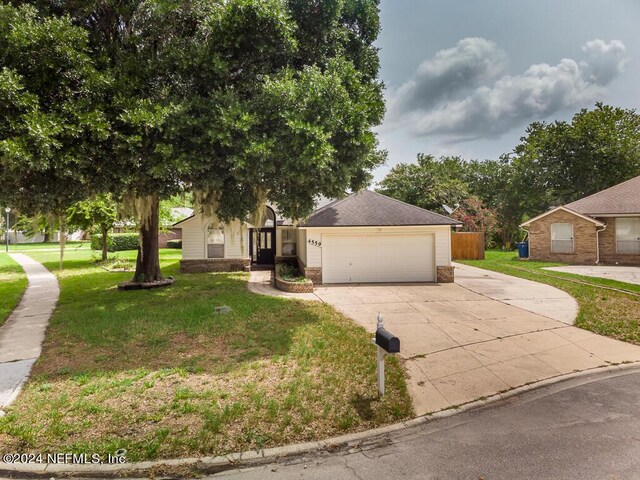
top-left (32, 268), bottom-right (344, 379)
top-left (1, 264), bottom-right (414, 461)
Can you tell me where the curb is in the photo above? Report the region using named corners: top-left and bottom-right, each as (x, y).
top-left (2, 362), bottom-right (640, 479)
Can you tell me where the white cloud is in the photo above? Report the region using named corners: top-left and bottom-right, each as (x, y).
top-left (389, 37), bottom-right (507, 115)
top-left (580, 39), bottom-right (627, 84)
top-left (387, 38), bottom-right (628, 139)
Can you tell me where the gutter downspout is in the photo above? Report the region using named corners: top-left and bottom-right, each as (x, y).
top-left (596, 224), bottom-right (607, 264)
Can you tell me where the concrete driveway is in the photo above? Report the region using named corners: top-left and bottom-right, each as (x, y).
top-left (313, 264), bottom-right (640, 415)
top-left (544, 265), bottom-right (640, 286)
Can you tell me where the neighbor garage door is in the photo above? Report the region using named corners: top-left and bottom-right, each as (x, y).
top-left (322, 234), bottom-right (435, 283)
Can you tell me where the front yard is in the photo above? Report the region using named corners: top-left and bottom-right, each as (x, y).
top-left (0, 249), bottom-right (412, 461)
top-left (462, 251), bottom-right (640, 344)
top-left (0, 254), bottom-right (27, 326)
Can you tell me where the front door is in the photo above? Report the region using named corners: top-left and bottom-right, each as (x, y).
top-left (250, 228), bottom-right (276, 265)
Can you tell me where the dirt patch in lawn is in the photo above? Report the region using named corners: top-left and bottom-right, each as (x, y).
top-left (0, 252), bottom-right (412, 461)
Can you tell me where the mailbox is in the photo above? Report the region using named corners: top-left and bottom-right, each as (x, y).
top-left (375, 327), bottom-right (400, 354)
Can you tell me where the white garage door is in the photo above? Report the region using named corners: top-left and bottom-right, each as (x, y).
top-left (322, 234), bottom-right (435, 283)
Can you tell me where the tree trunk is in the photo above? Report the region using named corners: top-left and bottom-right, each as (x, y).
top-left (132, 195), bottom-right (163, 283)
top-left (101, 225), bottom-right (108, 262)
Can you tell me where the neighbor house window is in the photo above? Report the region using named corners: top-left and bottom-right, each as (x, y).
top-left (616, 218), bottom-right (640, 254)
top-left (551, 223), bottom-right (574, 253)
top-left (207, 225), bottom-right (224, 258)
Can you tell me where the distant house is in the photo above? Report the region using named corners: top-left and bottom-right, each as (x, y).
top-left (520, 175), bottom-right (640, 265)
top-left (173, 190), bottom-right (461, 284)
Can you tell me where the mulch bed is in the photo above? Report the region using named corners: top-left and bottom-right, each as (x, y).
top-left (117, 277), bottom-right (175, 290)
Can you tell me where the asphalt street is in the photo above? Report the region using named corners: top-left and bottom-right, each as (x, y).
top-left (211, 369), bottom-right (640, 480)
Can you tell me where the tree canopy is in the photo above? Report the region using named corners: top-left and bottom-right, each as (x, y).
top-left (377, 104), bottom-right (640, 248)
top-left (0, 4), bottom-right (108, 215)
top-left (376, 154), bottom-right (469, 214)
top-left (2, 0), bottom-right (387, 283)
top-left (512, 103), bottom-right (640, 215)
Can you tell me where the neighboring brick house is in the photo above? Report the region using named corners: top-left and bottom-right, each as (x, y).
top-left (520, 175), bottom-right (640, 265)
top-left (158, 227), bottom-right (182, 248)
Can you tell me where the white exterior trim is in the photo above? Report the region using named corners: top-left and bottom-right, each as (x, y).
top-left (520, 206), bottom-right (605, 228)
top-left (589, 213), bottom-right (640, 218)
top-left (300, 225), bottom-right (452, 270)
top-left (321, 232), bottom-right (436, 283)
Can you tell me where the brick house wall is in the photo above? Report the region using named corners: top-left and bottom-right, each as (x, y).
top-left (528, 209), bottom-right (598, 264)
top-left (596, 217), bottom-right (640, 265)
top-left (159, 227), bottom-right (182, 248)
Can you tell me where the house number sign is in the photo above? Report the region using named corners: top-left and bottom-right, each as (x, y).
top-left (308, 239), bottom-right (322, 247)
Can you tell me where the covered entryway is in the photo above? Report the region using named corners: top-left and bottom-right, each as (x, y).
top-left (249, 228), bottom-right (275, 265)
top-left (249, 206), bottom-right (276, 266)
top-left (322, 234), bottom-right (435, 283)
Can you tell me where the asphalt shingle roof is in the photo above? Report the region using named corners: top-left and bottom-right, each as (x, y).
top-left (300, 190), bottom-right (461, 227)
top-left (564, 175), bottom-right (640, 215)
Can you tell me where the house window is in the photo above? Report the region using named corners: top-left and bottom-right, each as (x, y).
top-left (551, 223), bottom-right (574, 253)
top-left (616, 218), bottom-right (640, 254)
top-left (281, 228), bottom-right (297, 256)
top-left (207, 225), bottom-right (224, 258)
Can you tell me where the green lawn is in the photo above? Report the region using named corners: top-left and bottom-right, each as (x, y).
top-left (0, 254), bottom-right (28, 326)
top-left (462, 251), bottom-right (640, 344)
top-left (0, 249), bottom-right (412, 461)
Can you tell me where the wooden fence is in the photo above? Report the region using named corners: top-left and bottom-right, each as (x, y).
top-left (451, 232), bottom-right (485, 260)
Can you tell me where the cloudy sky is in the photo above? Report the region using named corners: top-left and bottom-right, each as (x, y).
top-left (372, 0), bottom-right (640, 182)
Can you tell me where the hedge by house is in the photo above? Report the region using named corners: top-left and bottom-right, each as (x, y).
top-left (166, 239), bottom-right (182, 249)
top-left (91, 233), bottom-right (139, 252)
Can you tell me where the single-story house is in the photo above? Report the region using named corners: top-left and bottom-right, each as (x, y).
top-left (174, 190), bottom-right (461, 283)
top-left (520, 175), bottom-right (640, 265)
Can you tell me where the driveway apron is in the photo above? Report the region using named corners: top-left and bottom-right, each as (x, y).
top-left (0, 254), bottom-right (58, 412)
top-left (314, 264), bottom-right (640, 415)
top-left (544, 265), bottom-right (640, 286)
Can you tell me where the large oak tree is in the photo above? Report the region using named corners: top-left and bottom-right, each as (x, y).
top-left (21, 0), bottom-right (386, 283)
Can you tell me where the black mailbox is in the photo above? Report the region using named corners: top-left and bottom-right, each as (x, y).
top-left (375, 328), bottom-right (400, 354)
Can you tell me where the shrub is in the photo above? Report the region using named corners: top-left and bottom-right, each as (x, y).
top-left (166, 239), bottom-right (182, 249)
top-left (275, 263), bottom-right (310, 283)
top-left (91, 233), bottom-right (139, 252)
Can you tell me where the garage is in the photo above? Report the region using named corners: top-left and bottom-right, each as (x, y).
top-left (297, 190), bottom-right (461, 284)
top-left (322, 233), bottom-right (435, 283)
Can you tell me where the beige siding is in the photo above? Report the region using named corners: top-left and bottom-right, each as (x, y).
top-left (224, 220), bottom-right (246, 258)
top-left (297, 228), bottom-right (307, 266)
top-left (276, 226), bottom-right (284, 257)
top-left (435, 226), bottom-right (452, 265)
top-left (306, 229), bottom-right (323, 267)
top-left (181, 215), bottom-right (207, 260)
top-left (181, 215), bottom-right (246, 260)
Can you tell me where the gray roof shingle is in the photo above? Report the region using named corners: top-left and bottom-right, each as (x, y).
top-left (300, 190), bottom-right (461, 227)
top-left (565, 175), bottom-right (640, 215)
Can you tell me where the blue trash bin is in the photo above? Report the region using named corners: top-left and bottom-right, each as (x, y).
top-left (517, 242), bottom-right (529, 258)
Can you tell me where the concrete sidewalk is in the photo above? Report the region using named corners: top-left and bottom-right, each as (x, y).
top-left (0, 254), bottom-right (58, 412)
top-left (454, 262), bottom-right (579, 324)
top-left (545, 265), bottom-right (640, 286)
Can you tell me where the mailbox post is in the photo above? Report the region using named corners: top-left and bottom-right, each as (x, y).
top-left (373, 313), bottom-right (400, 396)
